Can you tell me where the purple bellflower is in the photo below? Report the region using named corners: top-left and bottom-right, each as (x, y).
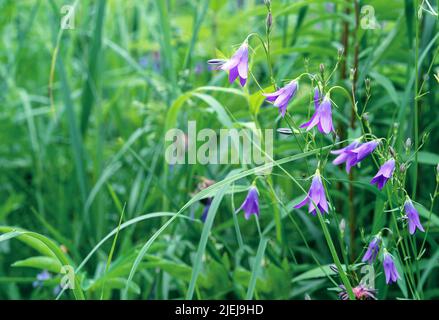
top-left (331, 140), bottom-right (362, 173)
top-left (263, 80), bottom-right (298, 117)
top-left (238, 186), bottom-right (260, 220)
top-left (370, 158), bottom-right (395, 190)
top-left (404, 199), bottom-right (425, 235)
top-left (383, 252), bottom-right (400, 284)
top-left (332, 140), bottom-right (379, 173)
top-left (300, 94), bottom-right (334, 135)
top-left (362, 236), bottom-right (381, 264)
top-left (294, 170), bottom-right (329, 215)
top-left (347, 140), bottom-right (379, 170)
top-left (220, 42), bottom-right (249, 87)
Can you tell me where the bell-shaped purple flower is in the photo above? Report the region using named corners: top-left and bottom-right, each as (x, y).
top-left (238, 186), bottom-right (260, 220)
top-left (383, 252), bottom-right (400, 284)
top-left (331, 140), bottom-right (362, 173)
top-left (220, 42), bottom-right (249, 87)
top-left (294, 171), bottom-right (329, 215)
top-left (404, 199), bottom-right (425, 235)
top-left (346, 140), bottom-right (379, 171)
top-left (263, 80), bottom-right (298, 117)
top-left (362, 237), bottom-right (381, 264)
top-left (370, 158), bottom-right (395, 190)
top-left (300, 95), bottom-right (334, 135)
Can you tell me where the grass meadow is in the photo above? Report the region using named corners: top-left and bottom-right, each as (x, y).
top-left (0, 0), bottom-right (438, 300)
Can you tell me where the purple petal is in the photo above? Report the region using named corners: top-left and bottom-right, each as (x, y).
top-left (229, 66), bottom-right (239, 83)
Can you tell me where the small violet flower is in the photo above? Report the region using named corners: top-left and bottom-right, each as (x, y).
top-left (404, 199), bottom-right (425, 235)
top-left (219, 42), bottom-right (249, 87)
top-left (331, 140), bottom-right (362, 173)
top-left (294, 171), bottom-right (329, 215)
top-left (300, 94), bottom-right (334, 135)
top-left (383, 252), bottom-right (400, 284)
top-left (348, 140), bottom-right (379, 169)
top-left (263, 80), bottom-right (298, 117)
top-left (238, 186), bottom-right (260, 220)
top-left (332, 140), bottom-right (379, 173)
top-left (32, 270), bottom-right (51, 288)
top-left (370, 158), bottom-right (395, 190)
top-left (362, 236), bottom-right (381, 264)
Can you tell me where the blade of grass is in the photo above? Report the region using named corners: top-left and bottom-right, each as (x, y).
top-left (246, 237), bottom-right (268, 300)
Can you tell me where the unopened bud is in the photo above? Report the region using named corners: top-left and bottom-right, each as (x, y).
top-left (264, 0), bottom-right (271, 8)
top-left (389, 146), bottom-right (396, 158)
top-left (339, 219), bottom-right (346, 234)
top-left (320, 63), bottom-right (325, 74)
top-left (266, 12), bottom-right (272, 30)
top-left (350, 68), bottom-right (356, 82)
top-left (362, 112), bottom-right (370, 122)
top-left (400, 164), bottom-right (406, 173)
top-left (405, 138), bottom-right (412, 153)
top-left (338, 47), bottom-right (344, 59)
top-left (365, 78), bottom-right (371, 95)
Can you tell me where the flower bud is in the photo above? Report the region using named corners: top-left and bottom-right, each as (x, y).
top-left (339, 218), bottom-right (346, 234)
top-left (405, 138), bottom-right (412, 154)
top-left (320, 63), bottom-right (325, 74)
top-left (365, 78), bottom-right (371, 95)
top-left (389, 146), bottom-right (396, 158)
top-left (400, 164), bottom-right (406, 173)
top-left (350, 68), bottom-right (356, 82)
top-left (338, 47), bottom-right (344, 59)
top-left (266, 12), bottom-right (272, 30)
top-left (362, 112), bottom-right (370, 123)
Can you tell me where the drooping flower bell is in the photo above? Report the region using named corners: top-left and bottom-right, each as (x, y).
top-left (362, 236), bottom-right (381, 264)
top-left (370, 158), bottom-right (395, 190)
top-left (300, 94), bottom-right (334, 135)
top-left (263, 80), bottom-right (298, 117)
top-left (383, 252), bottom-right (400, 284)
top-left (347, 140), bottom-right (379, 170)
top-left (332, 140), bottom-right (379, 173)
top-left (238, 186), bottom-right (260, 220)
top-left (219, 41), bottom-right (249, 87)
top-left (331, 140), bottom-right (362, 173)
top-left (294, 170), bottom-right (329, 215)
top-left (404, 199), bottom-right (425, 235)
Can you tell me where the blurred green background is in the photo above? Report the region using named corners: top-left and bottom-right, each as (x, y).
top-left (0, 0), bottom-right (438, 299)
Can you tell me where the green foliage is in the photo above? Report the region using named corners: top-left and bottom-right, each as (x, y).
top-left (0, 0), bottom-right (438, 300)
